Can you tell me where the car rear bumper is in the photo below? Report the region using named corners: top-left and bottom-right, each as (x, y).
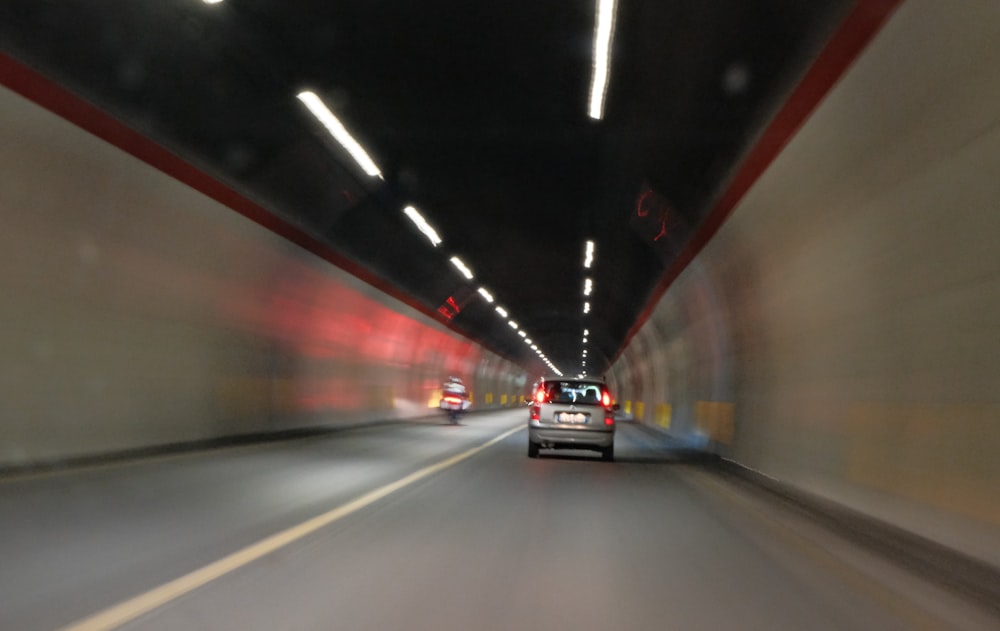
top-left (528, 426), bottom-right (614, 448)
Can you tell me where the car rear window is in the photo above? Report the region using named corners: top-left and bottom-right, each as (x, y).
top-left (544, 381), bottom-right (603, 404)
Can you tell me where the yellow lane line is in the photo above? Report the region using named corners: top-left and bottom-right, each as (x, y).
top-left (60, 424), bottom-right (526, 631)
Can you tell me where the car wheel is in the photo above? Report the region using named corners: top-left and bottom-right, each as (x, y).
top-left (602, 445), bottom-right (614, 462)
top-left (528, 441), bottom-right (540, 458)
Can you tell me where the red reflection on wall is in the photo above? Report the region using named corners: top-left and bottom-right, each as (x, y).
top-left (217, 253), bottom-right (482, 414)
top-left (637, 189), bottom-right (653, 217)
top-left (653, 215), bottom-right (667, 242)
top-left (636, 187), bottom-right (670, 242)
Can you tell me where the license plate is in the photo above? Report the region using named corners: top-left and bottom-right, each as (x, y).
top-left (556, 412), bottom-right (589, 424)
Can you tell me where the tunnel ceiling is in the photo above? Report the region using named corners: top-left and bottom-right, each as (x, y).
top-left (1, 0), bottom-right (854, 377)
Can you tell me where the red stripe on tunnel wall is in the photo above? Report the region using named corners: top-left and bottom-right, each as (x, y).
top-left (0, 53), bottom-right (408, 310)
top-left (612, 0), bottom-right (905, 365)
top-left (0, 52), bottom-right (506, 361)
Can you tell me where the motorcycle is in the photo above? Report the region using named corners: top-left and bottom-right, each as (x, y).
top-left (439, 393), bottom-right (468, 424)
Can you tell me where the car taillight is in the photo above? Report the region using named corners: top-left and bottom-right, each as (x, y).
top-left (604, 414), bottom-right (614, 426)
top-left (443, 395), bottom-right (462, 403)
top-left (601, 390), bottom-right (612, 407)
top-left (531, 405), bottom-right (540, 421)
top-left (534, 389), bottom-right (547, 404)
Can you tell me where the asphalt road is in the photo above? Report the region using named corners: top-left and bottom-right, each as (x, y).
top-left (1, 410), bottom-right (996, 630)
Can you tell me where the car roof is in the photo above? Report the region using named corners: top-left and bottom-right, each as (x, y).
top-left (541, 377), bottom-right (605, 385)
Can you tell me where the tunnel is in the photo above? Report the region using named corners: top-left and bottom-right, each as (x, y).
top-left (1, 0), bottom-right (999, 629)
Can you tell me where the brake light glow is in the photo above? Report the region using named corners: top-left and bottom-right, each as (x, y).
top-left (531, 405), bottom-right (541, 421)
top-left (534, 389), bottom-right (547, 404)
top-left (604, 414), bottom-right (614, 426)
top-left (443, 395), bottom-right (462, 404)
top-left (602, 391), bottom-right (611, 407)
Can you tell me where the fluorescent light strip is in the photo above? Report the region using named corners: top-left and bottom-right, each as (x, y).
top-left (583, 278), bottom-right (593, 296)
top-left (588, 0), bottom-right (618, 120)
top-left (449, 256), bottom-right (474, 280)
top-left (477, 287), bottom-right (494, 302)
top-left (297, 91), bottom-right (382, 177)
top-left (508, 320), bottom-right (519, 329)
top-left (584, 240), bottom-right (595, 268)
top-left (583, 302), bottom-right (591, 314)
top-left (402, 206), bottom-right (442, 246)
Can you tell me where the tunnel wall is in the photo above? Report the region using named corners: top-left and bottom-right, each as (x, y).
top-left (608, 0), bottom-right (1000, 564)
top-left (0, 79), bottom-right (527, 468)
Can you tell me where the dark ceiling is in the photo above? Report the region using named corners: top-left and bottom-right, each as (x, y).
top-left (1, 0), bottom-right (854, 377)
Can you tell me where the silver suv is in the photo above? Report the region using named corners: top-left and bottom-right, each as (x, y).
top-left (528, 378), bottom-right (617, 461)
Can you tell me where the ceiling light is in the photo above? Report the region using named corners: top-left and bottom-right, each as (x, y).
top-left (203, 0), bottom-right (224, 4)
top-left (495, 306), bottom-right (508, 318)
top-left (518, 331), bottom-right (527, 338)
top-left (588, 0), bottom-right (618, 120)
top-left (583, 240), bottom-right (595, 268)
top-left (584, 329), bottom-right (589, 336)
top-left (525, 338), bottom-right (533, 344)
top-left (508, 320), bottom-right (519, 329)
top-left (583, 278), bottom-right (593, 296)
top-left (402, 206), bottom-right (442, 246)
top-left (583, 302), bottom-right (591, 314)
top-left (449, 257), bottom-right (474, 280)
top-left (297, 91), bottom-right (382, 178)
top-left (477, 287), bottom-right (494, 302)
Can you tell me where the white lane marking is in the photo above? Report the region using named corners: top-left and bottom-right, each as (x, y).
top-left (60, 424), bottom-right (526, 631)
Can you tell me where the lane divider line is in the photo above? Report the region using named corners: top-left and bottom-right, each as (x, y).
top-left (59, 424), bottom-right (526, 631)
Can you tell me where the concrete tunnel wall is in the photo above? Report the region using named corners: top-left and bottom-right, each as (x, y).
top-left (608, 0), bottom-right (1000, 565)
top-left (0, 73), bottom-right (529, 468)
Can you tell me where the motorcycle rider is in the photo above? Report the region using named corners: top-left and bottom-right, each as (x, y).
top-left (440, 376), bottom-right (469, 422)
